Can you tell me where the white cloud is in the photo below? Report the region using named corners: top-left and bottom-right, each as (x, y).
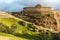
top-left (0, 0), bottom-right (60, 12)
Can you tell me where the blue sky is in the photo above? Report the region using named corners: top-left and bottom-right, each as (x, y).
top-left (0, 0), bottom-right (60, 12)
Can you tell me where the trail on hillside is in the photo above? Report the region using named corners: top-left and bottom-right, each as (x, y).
top-left (54, 11), bottom-right (60, 31)
top-left (0, 36), bottom-right (10, 40)
top-left (0, 12), bottom-right (22, 20)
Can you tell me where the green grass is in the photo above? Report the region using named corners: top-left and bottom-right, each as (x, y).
top-left (0, 18), bottom-right (18, 27)
top-left (0, 18), bottom-right (57, 40)
top-left (0, 33), bottom-right (28, 40)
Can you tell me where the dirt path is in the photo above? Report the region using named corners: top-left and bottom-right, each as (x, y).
top-left (54, 11), bottom-right (60, 31)
top-left (0, 36), bottom-right (10, 40)
top-left (0, 12), bottom-right (22, 20)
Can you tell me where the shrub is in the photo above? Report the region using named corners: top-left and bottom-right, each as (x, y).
top-left (39, 30), bottom-right (55, 40)
top-left (54, 32), bottom-right (60, 40)
top-left (0, 23), bottom-right (9, 33)
top-left (9, 23), bottom-right (20, 34)
top-left (18, 21), bottom-right (26, 26)
top-left (27, 23), bottom-right (37, 32)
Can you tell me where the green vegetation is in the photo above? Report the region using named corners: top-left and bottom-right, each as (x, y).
top-left (0, 18), bottom-right (18, 27)
top-left (0, 18), bottom-right (59, 40)
top-left (0, 33), bottom-right (27, 40)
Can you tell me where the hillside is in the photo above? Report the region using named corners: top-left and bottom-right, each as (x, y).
top-left (55, 11), bottom-right (60, 31)
top-left (9, 5), bottom-right (60, 31)
top-left (0, 12), bottom-right (14, 18)
top-left (0, 11), bottom-right (59, 40)
top-left (0, 4), bottom-right (60, 40)
top-left (0, 18), bottom-right (58, 40)
top-left (10, 11), bottom-right (58, 31)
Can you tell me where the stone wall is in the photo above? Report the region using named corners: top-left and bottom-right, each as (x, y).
top-left (23, 4), bottom-right (54, 12)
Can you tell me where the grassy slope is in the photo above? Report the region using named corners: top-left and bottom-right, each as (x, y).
top-left (0, 18), bottom-right (58, 40)
top-left (0, 18), bottom-right (18, 27)
top-left (0, 18), bottom-right (29, 40)
top-left (0, 33), bottom-right (27, 40)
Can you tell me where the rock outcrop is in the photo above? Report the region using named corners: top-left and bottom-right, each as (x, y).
top-left (9, 4), bottom-right (60, 31)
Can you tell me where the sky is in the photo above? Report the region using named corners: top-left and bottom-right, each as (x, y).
top-left (0, 0), bottom-right (60, 12)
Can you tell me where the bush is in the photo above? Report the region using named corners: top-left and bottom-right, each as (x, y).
top-left (27, 23), bottom-right (37, 32)
top-left (0, 23), bottom-right (20, 34)
top-left (18, 21), bottom-right (26, 26)
top-left (39, 30), bottom-right (55, 40)
top-left (0, 23), bottom-right (9, 33)
top-left (9, 23), bottom-right (20, 34)
top-left (54, 32), bottom-right (60, 40)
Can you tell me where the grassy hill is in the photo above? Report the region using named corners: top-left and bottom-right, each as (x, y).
top-left (0, 18), bottom-right (18, 26)
top-left (10, 11), bottom-right (57, 31)
top-left (0, 12), bottom-right (59, 40)
top-left (0, 17), bottom-right (58, 40)
top-left (0, 33), bottom-right (27, 40)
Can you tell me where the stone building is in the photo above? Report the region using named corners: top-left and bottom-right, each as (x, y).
top-left (23, 4), bottom-right (54, 12)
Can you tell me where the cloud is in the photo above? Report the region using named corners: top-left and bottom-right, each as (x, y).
top-left (19, 0), bottom-right (60, 10)
top-left (0, 0), bottom-right (60, 12)
top-left (8, 4), bottom-right (25, 12)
